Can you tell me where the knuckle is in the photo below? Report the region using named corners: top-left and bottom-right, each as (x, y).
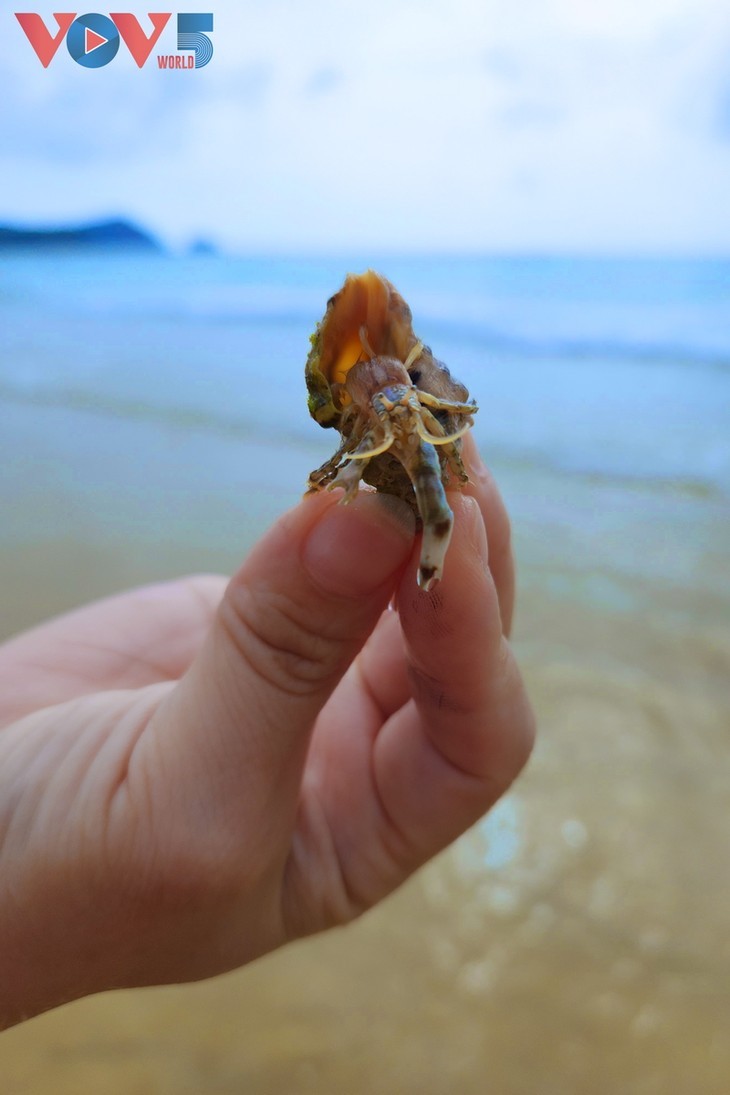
top-left (219, 584), bottom-right (341, 697)
top-left (407, 664), bottom-right (475, 718)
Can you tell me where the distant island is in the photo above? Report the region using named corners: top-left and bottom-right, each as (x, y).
top-left (188, 238), bottom-right (217, 256)
top-left (0, 218), bottom-right (161, 251)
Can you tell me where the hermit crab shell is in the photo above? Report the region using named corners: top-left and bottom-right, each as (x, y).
top-left (305, 271), bottom-right (478, 590)
top-left (305, 269), bottom-right (471, 432)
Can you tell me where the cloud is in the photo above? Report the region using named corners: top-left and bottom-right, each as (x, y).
top-left (2, 0), bottom-right (729, 252)
top-left (718, 81), bottom-right (730, 141)
top-left (304, 67), bottom-right (344, 96)
top-left (1, 74), bottom-right (198, 163)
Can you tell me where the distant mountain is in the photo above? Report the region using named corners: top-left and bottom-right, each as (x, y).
top-left (188, 238), bottom-right (217, 256)
top-left (0, 218), bottom-right (161, 250)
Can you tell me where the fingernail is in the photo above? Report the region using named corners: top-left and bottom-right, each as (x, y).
top-left (458, 494), bottom-right (489, 572)
top-left (303, 493), bottom-right (415, 597)
top-left (375, 491), bottom-right (418, 531)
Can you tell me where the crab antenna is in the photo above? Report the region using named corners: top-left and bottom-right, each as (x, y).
top-left (359, 325), bottom-right (376, 359)
top-left (416, 419), bottom-right (473, 446)
top-left (404, 341), bottom-right (424, 371)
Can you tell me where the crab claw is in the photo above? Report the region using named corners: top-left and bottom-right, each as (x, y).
top-left (396, 438), bottom-right (456, 591)
top-left (417, 510), bottom-right (454, 591)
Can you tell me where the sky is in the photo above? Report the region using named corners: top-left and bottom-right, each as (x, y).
top-left (3, 0), bottom-right (730, 253)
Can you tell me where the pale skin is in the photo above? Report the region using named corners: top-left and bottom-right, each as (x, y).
top-left (0, 435), bottom-right (533, 1030)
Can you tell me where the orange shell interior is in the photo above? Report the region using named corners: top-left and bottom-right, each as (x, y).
top-left (319, 270), bottom-right (417, 389)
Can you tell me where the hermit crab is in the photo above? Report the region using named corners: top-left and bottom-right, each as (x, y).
top-left (306, 270), bottom-right (478, 590)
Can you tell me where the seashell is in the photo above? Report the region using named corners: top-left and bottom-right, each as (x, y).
top-left (305, 270), bottom-right (478, 591)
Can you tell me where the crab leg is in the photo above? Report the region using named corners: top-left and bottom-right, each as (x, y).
top-left (329, 457), bottom-right (369, 502)
top-left (307, 433), bottom-right (358, 491)
top-left (328, 423), bottom-right (389, 500)
top-left (414, 403), bottom-right (473, 480)
top-left (443, 441), bottom-right (469, 484)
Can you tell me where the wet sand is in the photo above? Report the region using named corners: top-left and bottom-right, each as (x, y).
top-left (2, 405), bottom-right (729, 1094)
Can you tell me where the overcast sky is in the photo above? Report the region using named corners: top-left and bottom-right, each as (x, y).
top-left (3, 0), bottom-right (729, 253)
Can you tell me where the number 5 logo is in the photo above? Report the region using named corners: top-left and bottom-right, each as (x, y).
top-left (177, 13), bottom-right (213, 68)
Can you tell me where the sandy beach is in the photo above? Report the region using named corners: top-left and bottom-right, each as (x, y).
top-left (1, 254), bottom-right (729, 1092)
top-left (2, 413), bottom-right (729, 1093)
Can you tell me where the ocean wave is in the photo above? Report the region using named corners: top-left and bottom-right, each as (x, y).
top-left (119, 303), bottom-right (730, 371)
top-left (68, 284), bottom-right (730, 370)
top-left (6, 256), bottom-right (728, 370)
top-left (418, 320), bottom-right (730, 371)
top-left (130, 300), bottom-right (730, 370)
top-left (1, 379), bottom-right (724, 501)
top-left (0, 379), bottom-right (312, 451)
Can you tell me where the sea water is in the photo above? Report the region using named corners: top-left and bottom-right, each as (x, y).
top-left (2, 251), bottom-right (728, 490)
top-left (1, 250), bottom-right (728, 608)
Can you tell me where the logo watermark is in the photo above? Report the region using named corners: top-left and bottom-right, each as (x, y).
top-left (15, 12), bottom-right (214, 69)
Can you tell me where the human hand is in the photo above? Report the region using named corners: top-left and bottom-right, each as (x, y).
top-left (0, 435), bottom-right (534, 1028)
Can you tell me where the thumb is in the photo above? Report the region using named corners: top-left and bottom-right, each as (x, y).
top-left (148, 489), bottom-right (414, 822)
